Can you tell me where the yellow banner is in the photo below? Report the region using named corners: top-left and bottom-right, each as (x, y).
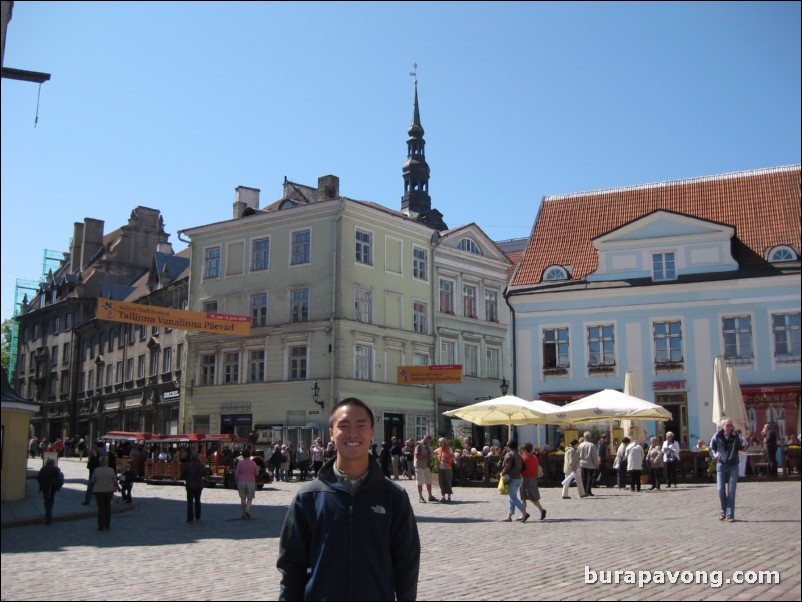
top-left (97, 298), bottom-right (251, 336)
top-left (397, 365), bottom-right (463, 385)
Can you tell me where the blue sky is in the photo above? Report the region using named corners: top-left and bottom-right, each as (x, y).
top-left (2, 1), bottom-right (800, 322)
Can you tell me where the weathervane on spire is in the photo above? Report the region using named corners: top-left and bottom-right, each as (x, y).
top-left (409, 62), bottom-right (418, 86)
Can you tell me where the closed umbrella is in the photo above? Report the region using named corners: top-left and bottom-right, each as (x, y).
top-left (621, 372), bottom-right (648, 444)
top-left (712, 356), bottom-right (750, 435)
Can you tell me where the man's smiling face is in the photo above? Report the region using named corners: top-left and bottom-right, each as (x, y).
top-left (330, 403), bottom-right (374, 465)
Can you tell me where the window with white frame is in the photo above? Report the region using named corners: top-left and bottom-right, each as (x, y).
top-left (457, 238), bottom-right (481, 254)
top-left (66, 313), bottom-right (72, 330)
top-left (126, 358), bottom-right (134, 382)
top-left (291, 288), bottom-right (309, 322)
top-left (54, 317), bottom-right (60, 333)
top-left (223, 352), bottom-right (240, 384)
top-left (772, 312), bottom-right (801, 362)
top-left (291, 230), bottom-right (311, 265)
top-left (652, 252), bottom-right (676, 281)
top-left (439, 280), bottom-right (454, 314)
top-left (768, 246), bottom-right (797, 263)
top-left (252, 237), bottom-right (270, 271)
top-left (162, 346), bottom-right (173, 373)
top-left (51, 345), bottom-right (58, 366)
top-left (544, 266), bottom-right (568, 281)
top-left (543, 328), bottom-right (570, 372)
top-left (60, 371), bottom-right (69, 395)
top-left (248, 349), bottom-right (265, 383)
top-left (115, 361), bottom-right (124, 384)
top-left (463, 285), bottom-right (477, 318)
top-left (289, 345), bottom-right (308, 380)
top-left (150, 349), bottom-right (160, 376)
top-left (50, 372), bottom-right (58, 397)
top-left (106, 364), bottom-right (113, 386)
top-left (355, 344), bottom-right (372, 380)
top-left (200, 353), bottom-right (216, 385)
top-left (63, 342), bottom-right (70, 364)
top-left (464, 344), bottom-right (479, 377)
top-left (87, 369), bottom-right (94, 392)
top-left (653, 321), bottom-right (683, 366)
top-left (485, 290), bottom-right (498, 321)
top-left (413, 352), bottom-right (429, 366)
top-left (355, 288), bottom-right (372, 324)
top-left (587, 324), bottom-right (615, 369)
top-left (722, 316), bottom-right (753, 363)
top-left (137, 355), bottom-right (146, 379)
top-left (413, 247), bottom-right (428, 281)
top-left (486, 348), bottom-right (500, 379)
top-left (441, 340), bottom-right (456, 366)
top-left (251, 293), bottom-right (268, 327)
top-left (416, 415), bottom-right (430, 442)
top-left (204, 246), bottom-right (221, 279)
top-left (413, 301), bottom-right (428, 334)
top-left (355, 229), bottom-right (372, 265)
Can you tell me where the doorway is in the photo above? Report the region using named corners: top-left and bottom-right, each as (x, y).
top-left (384, 413), bottom-right (405, 444)
top-left (656, 393), bottom-right (688, 446)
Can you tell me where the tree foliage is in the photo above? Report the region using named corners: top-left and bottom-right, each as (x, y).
top-left (1, 318), bottom-right (12, 375)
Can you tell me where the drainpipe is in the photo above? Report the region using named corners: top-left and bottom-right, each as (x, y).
top-left (327, 202), bottom-right (343, 438)
top-left (503, 287), bottom-right (518, 441)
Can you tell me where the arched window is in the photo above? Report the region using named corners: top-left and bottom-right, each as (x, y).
top-left (768, 246), bottom-right (798, 263)
top-left (543, 266), bottom-right (568, 281)
top-left (457, 238), bottom-right (481, 255)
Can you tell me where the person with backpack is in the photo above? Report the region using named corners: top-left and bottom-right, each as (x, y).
top-left (37, 458), bottom-right (64, 525)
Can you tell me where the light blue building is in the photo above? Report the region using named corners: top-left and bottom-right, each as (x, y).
top-left (506, 166), bottom-right (800, 449)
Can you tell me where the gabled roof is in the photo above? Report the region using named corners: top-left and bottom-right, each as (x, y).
top-left (511, 165), bottom-right (801, 287)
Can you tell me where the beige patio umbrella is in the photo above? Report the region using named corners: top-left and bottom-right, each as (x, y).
top-left (544, 389), bottom-right (673, 424)
top-left (621, 372), bottom-right (648, 444)
top-left (443, 395), bottom-right (564, 441)
top-left (712, 356), bottom-right (750, 436)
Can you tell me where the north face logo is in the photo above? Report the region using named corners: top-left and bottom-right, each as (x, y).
top-left (371, 505), bottom-right (386, 515)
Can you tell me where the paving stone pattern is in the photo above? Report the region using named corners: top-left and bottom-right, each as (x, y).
top-left (2, 458), bottom-right (799, 601)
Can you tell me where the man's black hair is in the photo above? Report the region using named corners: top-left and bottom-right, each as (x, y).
top-left (329, 397), bottom-right (375, 428)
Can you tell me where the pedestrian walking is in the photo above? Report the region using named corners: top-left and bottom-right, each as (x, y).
top-left (37, 458), bottom-right (64, 525)
top-left (561, 439), bottom-right (586, 499)
top-left (710, 418), bottom-right (747, 522)
top-left (500, 439), bottom-right (527, 522)
top-left (235, 449), bottom-right (259, 519)
top-left (520, 442), bottom-right (546, 520)
top-left (182, 452), bottom-right (207, 522)
top-left (415, 434), bottom-right (436, 503)
top-left (91, 456), bottom-right (118, 531)
top-left (435, 437), bottom-right (454, 502)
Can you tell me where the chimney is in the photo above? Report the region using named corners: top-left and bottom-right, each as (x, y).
top-left (70, 222), bottom-right (84, 274)
top-left (234, 186), bottom-right (260, 218)
top-left (157, 242), bottom-right (174, 255)
top-left (317, 175), bottom-right (339, 200)
top-left (80, 218), bottom-right (105, 271)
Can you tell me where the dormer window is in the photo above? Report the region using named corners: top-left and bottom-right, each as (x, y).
top-left (768, 245), bottom-right (798, 263)
top-left (652, 252), bottom-right (676, 281)
top-left (543, 266), bottom-right (568, 281)
top-left (457, 238), bottom-right (481, 255)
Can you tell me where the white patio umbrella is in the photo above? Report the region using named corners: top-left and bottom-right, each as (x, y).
top-left (544, 389), bottom-right (673, 424)
top-left (443, 395), bottom-right (563, 441)
top-left (621, 372), bottom-right (648, 444)
top-left (712, 356), bottom-right (750, 435)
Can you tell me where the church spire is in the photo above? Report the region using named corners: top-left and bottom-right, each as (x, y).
top-left (401, 71), bottom-right (447, 231)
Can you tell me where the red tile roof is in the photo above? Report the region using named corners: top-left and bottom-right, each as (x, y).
top-left (511, 165), bottom-right (801, 287)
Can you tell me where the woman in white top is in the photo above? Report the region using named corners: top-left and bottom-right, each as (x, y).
top-left (625, 440), bottom-right (645, 492)
top-left (661, 432), bottom-right (681, 488)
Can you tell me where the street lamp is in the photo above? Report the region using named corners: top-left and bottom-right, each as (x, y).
top-left (500, 377), bottom-right (509, 396)
top-left (312, 381), bottom-right (325, 409)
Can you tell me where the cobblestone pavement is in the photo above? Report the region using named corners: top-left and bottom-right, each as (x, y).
top-left (2, 458), bottom-right (800, 601)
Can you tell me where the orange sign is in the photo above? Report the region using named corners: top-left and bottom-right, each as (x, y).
top-left (96, 298), bottom-right (251, 336)
top-left (397, 365), bottom-right (463, 385)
